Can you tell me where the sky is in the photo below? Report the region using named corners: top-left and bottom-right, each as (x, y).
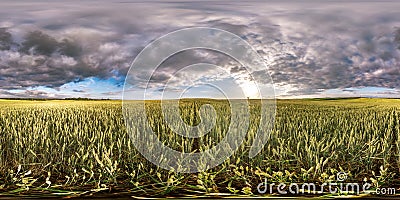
top-left (0, 0), bottom-right (400, 99)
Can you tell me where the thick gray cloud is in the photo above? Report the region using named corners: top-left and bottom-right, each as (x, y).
top-left (0, 28), bottom-right (13, 50)
top-left (0, 0), bottom-right (400, 98)
top-left (0, 28), bottom-right (133, 90)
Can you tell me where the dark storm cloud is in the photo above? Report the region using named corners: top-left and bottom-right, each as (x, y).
top-left (0, 27), bottom-right (134, 90)
top-left (0, 28), bottom-right (13, 50)
top-left (395, 28), bottom-right (400, 50)
top-left (0, 0), bottom-right (400, 98)
top-left (21, 30), bottom-right (58, 56)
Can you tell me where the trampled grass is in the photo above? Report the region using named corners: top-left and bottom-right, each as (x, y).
top-left (0, 98), bottom-right (399, 197)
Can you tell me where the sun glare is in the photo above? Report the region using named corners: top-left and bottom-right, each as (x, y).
top-left (240, 81), bottom-right (260, 99)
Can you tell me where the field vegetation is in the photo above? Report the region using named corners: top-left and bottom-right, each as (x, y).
top-left (0, 98), bottom-right (399, 197)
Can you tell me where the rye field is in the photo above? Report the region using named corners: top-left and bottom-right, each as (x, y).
top-left (0, 98), bottom-right (399, 198)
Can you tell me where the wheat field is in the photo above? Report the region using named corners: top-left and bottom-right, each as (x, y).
top-left (0, 98), bottom-right (399, 197)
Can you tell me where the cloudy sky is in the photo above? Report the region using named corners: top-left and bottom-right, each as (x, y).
top-left (1, 0), bottom-right (400, 99)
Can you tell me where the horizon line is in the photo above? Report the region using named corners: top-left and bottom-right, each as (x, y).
top-left (1, 96), bottom-right (400, 101)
